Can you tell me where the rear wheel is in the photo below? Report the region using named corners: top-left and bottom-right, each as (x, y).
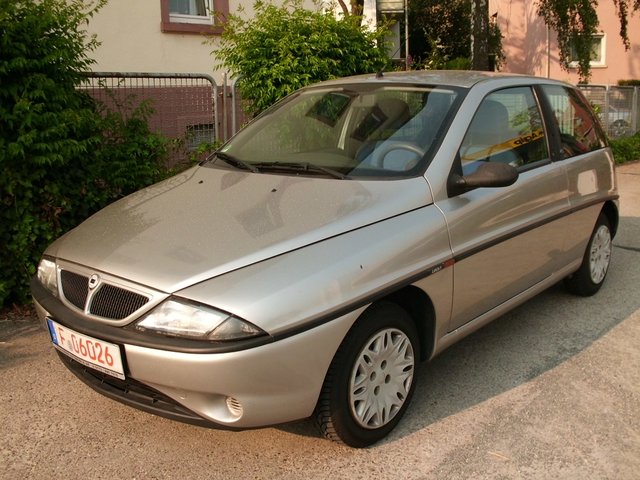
top-left (314, 302), bottom-right (419, 447)
top-left (565, 213), bottom-right (612, 296)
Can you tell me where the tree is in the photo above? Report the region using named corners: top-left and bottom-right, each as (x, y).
top-left (335, 0), bottom-right (364, 17)
top-left (538, 0), bottom-right (640, 81)
top-left (408, 0), bottom-right (504, 71)
top-left (0, 0), bottom-right (171, 308)
top-left (211, 0), bottom-right (390, 116)
top-left (409, 0), bottom-right (471, 68)
top-left (0, 0), bottom-right (103, 307)
top-left (471, 0), bottom-right (490, 70)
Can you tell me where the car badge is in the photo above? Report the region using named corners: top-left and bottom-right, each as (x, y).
top-left (88, 274), bottom-right (100, 290)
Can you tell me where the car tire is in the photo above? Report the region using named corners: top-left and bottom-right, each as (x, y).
top-left (314, 302), bottom-right (419, 447)
top-left (564, 213), bottom-right (612, 296)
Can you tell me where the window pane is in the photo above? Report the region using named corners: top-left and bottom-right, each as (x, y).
top-left (169, 0), bottom-right (207, 16)
top-left (459, 87), bottom-right (549, 174)
top-left (541, 85), bottom-right (607, 158)
top-left (569, 35), bottom-right (604, 66)
top-left (591, 37), bottom-right (603, 63)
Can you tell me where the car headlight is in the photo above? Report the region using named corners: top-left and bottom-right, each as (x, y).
top-left (135, 298), bottom-right (266, 341)
top-left (37, 257), bottom-right (58, 296)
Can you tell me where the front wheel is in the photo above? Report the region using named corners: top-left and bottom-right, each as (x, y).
top-left (314, 302), bottom-right (419, 447)
top-left (564, 213), bottom-right (612, 296)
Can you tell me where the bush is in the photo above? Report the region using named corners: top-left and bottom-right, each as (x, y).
top-left (0, 1), bottom-right (171, 308)
top-left (55, 97), bottom-right (171, 228)
top-left (446, 57), bottom-right (472, 70)
top-left (211, 0), bottom-right (391, 116)
top-left (610, 132), bottom-right (640, 164)
top-left (618, 80), bottom-right (640, 86)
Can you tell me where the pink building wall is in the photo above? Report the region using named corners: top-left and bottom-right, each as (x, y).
top-left (494, 0), bottom-right (640, 84)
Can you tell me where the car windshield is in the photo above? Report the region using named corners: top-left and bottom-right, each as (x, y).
top-left (214, 84), bottom-right (463, 179)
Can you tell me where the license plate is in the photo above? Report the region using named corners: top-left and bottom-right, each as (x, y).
top-left (47, 318), bottom-right (125, 380)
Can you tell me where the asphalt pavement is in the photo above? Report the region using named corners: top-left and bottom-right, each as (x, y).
top-left (1, 162), bottom-right (639, 479)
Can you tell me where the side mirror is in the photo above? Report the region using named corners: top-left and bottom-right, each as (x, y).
top-left (448, 162), bottom-right (519, 196)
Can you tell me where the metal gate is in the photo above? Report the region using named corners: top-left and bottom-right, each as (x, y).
top-left (80, 73), bottom-right (224, 157)
top-left (578, 85), bottom-right (640, 138)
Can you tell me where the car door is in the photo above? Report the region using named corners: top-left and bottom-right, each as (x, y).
top-left (436, 86), bottom-right (571, 332)
top-left (537, 84), bottom-right (616, 263)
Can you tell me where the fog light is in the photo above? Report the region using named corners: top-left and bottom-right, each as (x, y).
top-left (226, 396), bottom-right (243, 418)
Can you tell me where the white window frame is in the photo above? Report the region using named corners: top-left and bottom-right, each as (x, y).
top-left (569, 33), bottom-right (606, 68)
top-left (169, 0), bottom-right (213, 25)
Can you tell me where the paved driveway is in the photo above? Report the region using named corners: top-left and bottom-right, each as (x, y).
top-left (2, 163), bottom-right (639, 479)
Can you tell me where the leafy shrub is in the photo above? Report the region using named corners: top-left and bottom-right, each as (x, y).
top-left (211, 0), bottom-right (391, 116)
top-left (0, 0), bottom-right (171, 308)
top-left (446, 57), bottom-right (472, 70)
top-left (54, 97), bottom-right (171, 229)
top-left (610, 132), bottom-right (640, 164)
top-left (407, 0), bottom-right (471, 69)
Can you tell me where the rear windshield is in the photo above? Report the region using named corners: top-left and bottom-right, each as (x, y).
top-left (214, 84), bottom-right (463, 179)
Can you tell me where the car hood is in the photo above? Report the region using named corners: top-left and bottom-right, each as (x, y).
top-left (47, 165), bottom-right (432, 293)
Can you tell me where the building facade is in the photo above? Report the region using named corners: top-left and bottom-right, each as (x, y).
top-left (493, 0), bottom-right (640, 84)
top-left (86, 0), bottom-right (407, 80)
top-left (86, 0), bottom-right (257, 81)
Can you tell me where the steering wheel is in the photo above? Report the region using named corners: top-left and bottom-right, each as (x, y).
top-left (371, 143), bottom-right (426, 168)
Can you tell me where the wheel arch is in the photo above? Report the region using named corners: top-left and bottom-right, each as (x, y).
top-left (385, 286), bottom-right (436, 362)
top-left (601, 200), bottom-right (619, 237)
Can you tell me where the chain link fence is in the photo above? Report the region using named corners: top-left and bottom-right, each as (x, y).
top-left (578, 85), bottom-right (640, 138)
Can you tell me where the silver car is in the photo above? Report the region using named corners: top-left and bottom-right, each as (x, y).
top-left (32, 71), bottom-right (618, 447)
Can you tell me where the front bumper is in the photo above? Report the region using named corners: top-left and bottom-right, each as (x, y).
top-left (54, 349), bottom-right (217, 428)
top-left (32, 282), bottom-right (360, 429)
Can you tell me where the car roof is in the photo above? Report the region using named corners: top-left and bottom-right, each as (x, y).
top-left (311, 70), bottom-right (569, 90)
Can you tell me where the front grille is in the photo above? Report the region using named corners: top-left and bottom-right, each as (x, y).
top-left (90, 284), bottom-right (149, 320)
top-left (57, 351), bottom-right (215, 428)
top-left (60, 270), bottom-right (89, 309)
top-left (59, 268), bottom-right (150, 321)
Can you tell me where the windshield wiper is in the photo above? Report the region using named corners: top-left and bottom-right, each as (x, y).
top-left (215, 151), bottom-right (259, 173)
top-left (254, 162), bottom-right (347, 179)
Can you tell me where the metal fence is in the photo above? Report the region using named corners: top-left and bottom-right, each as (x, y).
top-left (80, 72), bottom-right (249, 164)
top-left (578, 85), bottom-right (640, 138)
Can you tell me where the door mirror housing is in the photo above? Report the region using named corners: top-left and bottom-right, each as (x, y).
top-left (448, 162), bottom-right (519, 196)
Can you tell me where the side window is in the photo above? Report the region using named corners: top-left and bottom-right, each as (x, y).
top-left (459, 87), bottom-right (549, 175)
top-left (161, 0), bottom-right (228, 35)
top-left (540, 85), bottom-right (607, 158)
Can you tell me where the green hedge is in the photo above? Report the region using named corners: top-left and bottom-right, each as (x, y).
top-left (610, 132), bottom-right (640, 164)
top-left (617, 80), bottom-right (640, 86)
top-left (0, 0), bottom-right (172, 308)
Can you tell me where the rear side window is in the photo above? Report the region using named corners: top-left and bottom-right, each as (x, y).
top-left (540, 85), bottom-right (607, 158)
top-left (459, 87), bottom-right (549, 175)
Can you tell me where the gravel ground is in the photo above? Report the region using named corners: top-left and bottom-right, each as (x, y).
top-left (1, 162), bottom-right (639, 480)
